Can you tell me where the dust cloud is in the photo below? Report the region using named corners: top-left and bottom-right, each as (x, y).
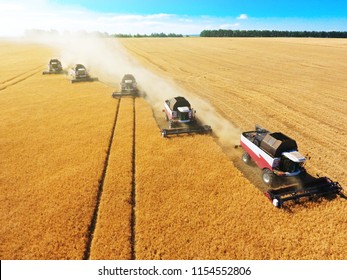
top-left (26, 33), bottom-right (240, 146)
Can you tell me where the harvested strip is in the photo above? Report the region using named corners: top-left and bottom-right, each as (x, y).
top-left (89, 97), bottom-right (135, 260)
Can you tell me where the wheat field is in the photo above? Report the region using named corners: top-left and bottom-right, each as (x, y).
top-left (1, 38), bottom-right (346, 260)
top-left (89, 97), bottom-right (134, 260)
top-left (0, 41), bottom-right (117, 259)
top-left (120, 37), bottom-right (347, 187)
top-left (134, 98), bottom-right (347, 260)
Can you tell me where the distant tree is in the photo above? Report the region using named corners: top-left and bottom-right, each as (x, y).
top-left (199, 29), bottom-right (347, 38)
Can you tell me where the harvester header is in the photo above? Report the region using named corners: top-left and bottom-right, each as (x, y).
top-left (265, 177), bottom-right (343, 208)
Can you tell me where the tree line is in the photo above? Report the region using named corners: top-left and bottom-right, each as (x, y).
top-left (200, 29), bottom-right (347, 38)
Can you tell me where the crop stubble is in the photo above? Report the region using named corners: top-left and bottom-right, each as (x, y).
top-left (120, 38), bottom-right (347, 187)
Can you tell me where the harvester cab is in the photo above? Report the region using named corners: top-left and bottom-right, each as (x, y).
top-left (121, 74), bottom-right (137, 93)
top-left (70, 64), bottom-right (98, 83)
top-left (163, 96), bottom-right (195, 128)
top-left (112, 74), bottom-right (138, 98)
top-left (43, 59), bottom-right (64, 74)
top-left (161, 96), bottom-right (212, 137)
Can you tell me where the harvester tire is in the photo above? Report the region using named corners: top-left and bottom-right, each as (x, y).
top-left (262, 169), bottom-right (274, 186)
top-left (242, 152), bottom-right (251, 164)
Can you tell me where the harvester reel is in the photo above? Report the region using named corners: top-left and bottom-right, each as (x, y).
top-left (265, 176), bottom-right (343, 208)
top-left (161, 125), bottom-right (212, 138)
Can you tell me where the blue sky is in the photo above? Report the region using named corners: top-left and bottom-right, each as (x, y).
top-left (0, 0), bottom-right (346, 37)
top-left (51, 0), bottom-right (347, 18)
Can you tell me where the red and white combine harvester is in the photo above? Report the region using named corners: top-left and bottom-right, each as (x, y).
top-left (241, 125), bottom-right (306, 185)
top-left (240, 125), bottom-right (343, 208)
top-left (161, 96), bottom-right (212, 137)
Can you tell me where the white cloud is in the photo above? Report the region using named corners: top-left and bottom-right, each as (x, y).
top-left (0, 1), bottom-right (209, 36)
top-left (0, 3), bottom-right (24, 11)
top-left (237, 14), bottom-right (248, 20)
top-left (0, 1), bottom-right (240, 37)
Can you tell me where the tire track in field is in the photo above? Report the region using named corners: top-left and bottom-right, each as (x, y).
top-left (83, 99), bottom-right (121, 260)
top-left (0, 65), bottom-right (45, 91)
top-left (130, 96), bottom-right (137, 260)
top-left (85, 96), bottom-right (137, 260)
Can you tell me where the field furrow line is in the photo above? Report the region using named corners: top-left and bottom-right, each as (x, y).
top-left (0, 65), bottom-right (44, 91)
top-left (83, 99), bottom-right (121, 260)
top-left (130, 97), bottom-right (137, 260)
top-left (88, 96), bottom-right (135, 260)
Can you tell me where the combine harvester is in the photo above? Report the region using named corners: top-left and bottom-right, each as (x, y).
top-left (42, 59), bottom-right (65, 74)
top-left (112, 74), bottom-right (139, 98)
top-left (161, 96), bottom-right (212, 137)
top-left (240, 125), bottom-right (344, 208)
top-left (69, 64), bottom-right (98, 83)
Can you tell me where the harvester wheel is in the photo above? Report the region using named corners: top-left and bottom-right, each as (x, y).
top-left (242, 152), bottom-right (251, 164)
top-left (262, 169), bottom-right (274, 186)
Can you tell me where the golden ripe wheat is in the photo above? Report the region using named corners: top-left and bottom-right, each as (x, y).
top-left (1, 39), bottom-right (346, 260)
top-left (120, 37), bottom-right (347, 187)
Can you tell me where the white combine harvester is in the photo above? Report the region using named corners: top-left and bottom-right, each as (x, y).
top-left (112, 74), bottom-right (139, 98)
top-left (69, 64), bottom-right (98, 83)
top-left (42, 59), bottom-right (65, 75)
top-left (161, 96), bottom-right (212, 137)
